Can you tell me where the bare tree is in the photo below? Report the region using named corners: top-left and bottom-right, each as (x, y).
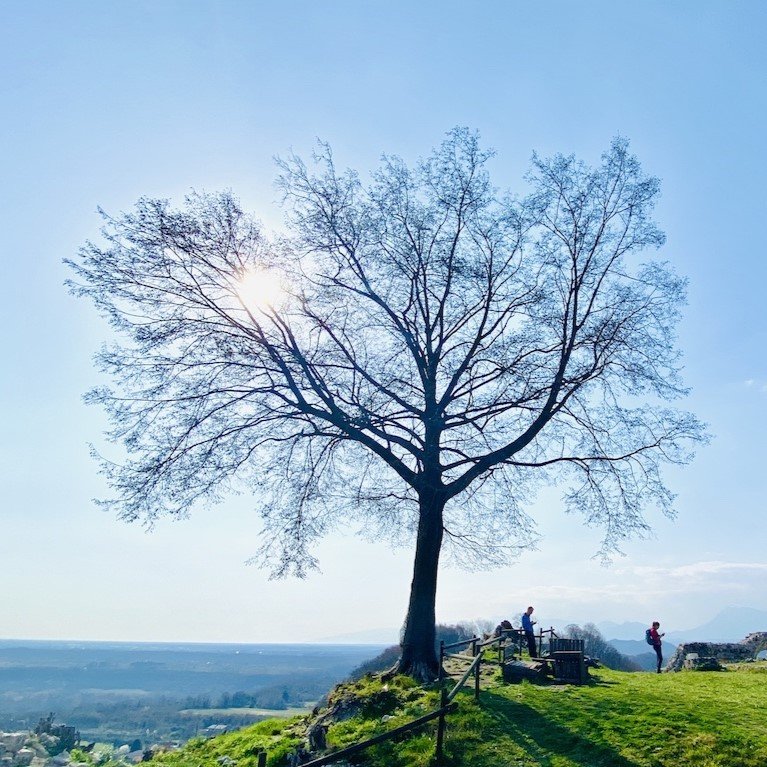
top-left (564, 623), bottom-right (641, 671)
top-left (67, 129), bottom-right (705, 680)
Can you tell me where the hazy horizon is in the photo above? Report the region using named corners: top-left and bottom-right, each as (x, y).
top-left (2, 603), bottom-right (765, 647)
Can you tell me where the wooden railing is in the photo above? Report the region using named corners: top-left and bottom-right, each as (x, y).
top-left (440, 626), bottom-right (559, 665)
top-left (298, 702), bottom-right (456, 767)
top-left (293, 634), bottom-right (501, 767)
top-left (277, 627), bottom-right (560, 766)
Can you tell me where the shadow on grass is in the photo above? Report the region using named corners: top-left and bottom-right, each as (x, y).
top-left (468, 690), bottom-right (642, 767)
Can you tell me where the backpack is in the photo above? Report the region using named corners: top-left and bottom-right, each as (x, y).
top-left (645, 628), bottom-right (654, 645)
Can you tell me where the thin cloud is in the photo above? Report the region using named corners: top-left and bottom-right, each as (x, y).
top-left (526, 562), bottom-right (767, 606)
top-left (447, 560), bottom-right (767, 626)
top-left (742, 378), bottom-right (767, 393)
top-left (627, 561), bottom-right (767, 579)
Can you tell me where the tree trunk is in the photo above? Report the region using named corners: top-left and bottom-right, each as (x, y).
top-left (394, 491), bottom-right (445, 682)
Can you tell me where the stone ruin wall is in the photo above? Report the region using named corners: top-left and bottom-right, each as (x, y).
top-left (666, 631), bottom-right (767, 672)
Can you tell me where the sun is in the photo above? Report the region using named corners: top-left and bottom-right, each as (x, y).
top-left (236, 267), bottom-right (284, 312)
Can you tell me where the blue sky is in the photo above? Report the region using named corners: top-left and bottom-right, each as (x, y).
top-left (1, 1), bottom-right (766, 643)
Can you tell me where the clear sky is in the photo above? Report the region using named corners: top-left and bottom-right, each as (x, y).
top-left (1, 1), bottom-right (766, 644)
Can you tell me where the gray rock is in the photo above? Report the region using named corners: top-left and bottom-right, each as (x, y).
top-left (683, 656), bottom-right (724, 671)
top-left (667, 638), bottom-right (756, 672)
top-left (13, 748), bottom-right (34, 767)
top-left (0, 736), bottom-right (27, 754)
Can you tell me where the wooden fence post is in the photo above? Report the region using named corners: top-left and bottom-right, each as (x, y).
top-left (435, 687), bottom-right (448, 766)
top-left (438, 640), bottom-right (445, 683)
top-left (474, 650), bottom-right (481, 701)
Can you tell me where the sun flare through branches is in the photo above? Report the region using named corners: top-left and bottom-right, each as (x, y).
top-left (236, 267), bottom-right (285, 314)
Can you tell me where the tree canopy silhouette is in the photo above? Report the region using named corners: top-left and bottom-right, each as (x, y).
top-left (68, 129), bottom-right (705, 680)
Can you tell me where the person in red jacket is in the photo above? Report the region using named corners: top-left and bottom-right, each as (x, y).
top-left (649, 621), bottom-right (665, 673)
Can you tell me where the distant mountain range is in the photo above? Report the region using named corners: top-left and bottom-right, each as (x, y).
top-left (318, 605), bottom-right (767, 649)
top-left (599, 606), bottom-right (767, 650)
top-left (608, 638), bottom-right (677, 659)
top-left (596, 620), bottom-right (650, 642)
top-left (663, 606), bottom-right (767, 644)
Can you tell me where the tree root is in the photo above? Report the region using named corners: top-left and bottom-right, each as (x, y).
top-left (384, 656), bottom-right (440, 683)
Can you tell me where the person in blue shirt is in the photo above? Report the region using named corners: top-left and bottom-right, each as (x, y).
top-left (521, 606), bottom-right (537, 658)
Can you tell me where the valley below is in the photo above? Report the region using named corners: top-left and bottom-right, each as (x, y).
top-left (0, 641), bottom-right (383, 747)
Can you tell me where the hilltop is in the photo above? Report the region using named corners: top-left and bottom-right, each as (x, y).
top-left (146, 662), bottom-right (767, 767)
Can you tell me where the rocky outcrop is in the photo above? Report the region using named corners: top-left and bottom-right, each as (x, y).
top-left (0, 728), bottom-right (81, 767)
top-left (0, 733), bottom-right (30, 767)
top-left (683, 656), bottom-right (724, 671)
top-left (740, 632), bottom-right (767, 652)
top-left (13, 749), bottom-right (34, 767)
top-left (0, 735), bottom-right (28, 755)
top-left (34, 716), bottom-right (78, 755)
top-left (666, 634), bottom-right (765, 672)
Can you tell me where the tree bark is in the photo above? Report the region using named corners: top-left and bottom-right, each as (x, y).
top-left (394, 491), bottom-right (445, 682)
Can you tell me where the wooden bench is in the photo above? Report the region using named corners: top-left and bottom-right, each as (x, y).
top-left (501, 633), bottom-right (589, 685)
top-left (550, 650), bottom-right (588, 684)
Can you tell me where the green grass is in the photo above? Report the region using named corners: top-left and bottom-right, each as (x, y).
top-left (151, 664), bottom-right (767, 767)
top-left (448, 664), bottom-right (767, 767)
top-left (152, 718), bottom-right (304, 767)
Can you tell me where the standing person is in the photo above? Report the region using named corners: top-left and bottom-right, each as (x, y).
top-left (521, 606), bottom-right (537, 658)
top-left (649, 621), bottom-right (665, 673)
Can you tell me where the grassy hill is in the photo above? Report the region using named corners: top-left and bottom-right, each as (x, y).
top-left (151, 662), bottom-right (767, 767)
